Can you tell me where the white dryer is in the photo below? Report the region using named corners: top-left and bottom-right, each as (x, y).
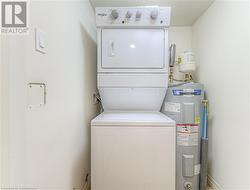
top-left (92, 7), bottom-right (175, 190)
top-left (96, 6), bottom-right (171, 111)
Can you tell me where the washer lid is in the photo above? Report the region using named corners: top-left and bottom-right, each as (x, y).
top-left (91, 111), bottom-right (175, 126)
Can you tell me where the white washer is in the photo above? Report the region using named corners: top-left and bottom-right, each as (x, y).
top-left (91, 112), bottom-right (176, 190)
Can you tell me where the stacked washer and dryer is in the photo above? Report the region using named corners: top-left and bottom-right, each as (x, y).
top-left (91, 7), bottom-right (176, 190)
top-left (91, 6), bottom-right (206, 190)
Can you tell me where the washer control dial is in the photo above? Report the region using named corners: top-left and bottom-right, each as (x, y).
top-left (111, 9), bottom-right (119, 20)
top-left (150, 10), bottom-right (158, 20)
top-left (136, 11), bottom-right (142, 19)
top-left (126, 11), bottom-right (132, 19)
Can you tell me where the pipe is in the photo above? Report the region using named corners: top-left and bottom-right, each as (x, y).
top-left (202, 100), bottom-right (208, 138)
top-left (169, 44), bottom-right (176, 67)
top-left (200, 99), bottom-right (209, 190)
top-left (169, 44), bottom-right (176, 83)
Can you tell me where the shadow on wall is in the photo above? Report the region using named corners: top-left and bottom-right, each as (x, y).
top-left (71, 23), bottom-right (98, 189)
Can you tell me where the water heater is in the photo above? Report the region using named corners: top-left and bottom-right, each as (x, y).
top-left (162, 82), bottom-right (204, 190)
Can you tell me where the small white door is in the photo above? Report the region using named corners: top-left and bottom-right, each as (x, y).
top-left (101, 29), bottom-right (165, 69)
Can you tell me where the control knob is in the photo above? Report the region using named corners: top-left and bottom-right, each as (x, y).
top-left (150, 10), bottom-right (158, 20)
top-left (126, 11), bottom-right (132, 19)
top-left (111, 9), bottom-right (119, 20)
top-left (136, 11), bottom-right (142, 19)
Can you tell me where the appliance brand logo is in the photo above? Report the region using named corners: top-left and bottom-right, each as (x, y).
top-left (97, 13), bottom-right (107, 16)
top-left (1, 1), bottom-right (29, 34)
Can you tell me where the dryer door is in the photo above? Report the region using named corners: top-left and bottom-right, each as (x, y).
top-left (101, 29), bottom-right (165, 69)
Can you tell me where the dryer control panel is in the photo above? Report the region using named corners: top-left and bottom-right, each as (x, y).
top-left (96, 7), bottom-right (171, 28)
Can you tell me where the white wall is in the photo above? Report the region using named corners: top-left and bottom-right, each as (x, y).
top-left (192, 1), bottom-right (249, 189)
top-left (169, 26), bottom-right (193, 55)
top-left (1, 1), bottom-right (98, 189)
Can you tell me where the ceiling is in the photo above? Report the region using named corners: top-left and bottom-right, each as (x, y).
top-left (90, 0), bottom-right (214, 26)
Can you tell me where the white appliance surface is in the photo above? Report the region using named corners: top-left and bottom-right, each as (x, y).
top-left (97, 27), bottom-right (169, 110)
top-left (97, 28), bottom-right (168, 73)
top-left (95, 7), bottom-right (171, 27)
top-left (91, 111), bottom-right (175, 126)
top-left (102, 29), bottom-right (165, 69)
top-left (91, 112), bottom-right (176, 190)
top-left (98, 73), bottom-right (168, 87)
top-left (98, 87), bottom-right (167, 111)
top-left (96, 7), bottom-right (170, 111)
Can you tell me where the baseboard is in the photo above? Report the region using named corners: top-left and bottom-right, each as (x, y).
top-left (208, 174), bottom-right (223, 190)
top-left (83, 175), bottom-right (222, 190)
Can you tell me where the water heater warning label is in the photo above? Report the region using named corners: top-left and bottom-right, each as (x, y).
top-left (164, 102), bottom-right (181, 113)
top-left (177, 124), bottom-right (198, 146)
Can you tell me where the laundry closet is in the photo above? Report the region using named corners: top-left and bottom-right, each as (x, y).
top-left (0, 1), bottom-right (249, 190)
